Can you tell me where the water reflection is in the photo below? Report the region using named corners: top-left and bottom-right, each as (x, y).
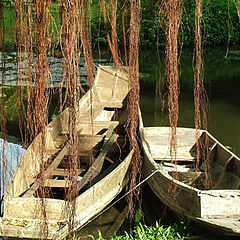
top-left (0, 52), bottom-right (88, 87)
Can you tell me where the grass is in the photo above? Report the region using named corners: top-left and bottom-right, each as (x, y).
top-left (86, 222), bottom-right (196, 240)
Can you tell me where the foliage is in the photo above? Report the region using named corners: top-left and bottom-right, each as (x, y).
top-left (2, 87), bottom-right (26, 122)
top-left (2, 7), bottom-right (15, 51)
top-left (88, 221), bottom-right (194, 240)
top-left (140, 0), bottom-right (240, 47)
top-left (2, 1), bottom-right (240, 50)
top-left (199, 0), bottom-right (240, 46)
top-left (4, 90), bottom-right (19, 122)
top-left (3, 0), bottom-right (14, 6)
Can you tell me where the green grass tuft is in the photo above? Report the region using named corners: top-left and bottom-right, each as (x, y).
top-left (86, 221), bottom-right (196, 240)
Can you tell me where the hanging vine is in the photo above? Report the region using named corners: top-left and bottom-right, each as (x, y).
top-left (0, 0), bottom-right (7, 213)
top-left (120, 0), bottom-right (128, 65)
top-left (194, 0), bottom-right (209, 188)
top-left (14, 0), bottom-right (33, 146)
top-left (225, 0), bottom-right (233, 58)
top-left (60, 0), bottom-right (82, 234)
top-left (101, 0), bottom-right (122, 67)
top-left (15, 0), bottom-right (54, 237)
top-left (0, 0), bottom-right (6, 141)
top-left (233, 0), bottom-right (240, 21)
top-left (162, 0), bottom-right (183, 159)
top-left (35, 1), bottom-right (53, 238)
top-left (127, 0), bottom-right (141, 218)
top-left (80, 0), bottom-right (95, 86)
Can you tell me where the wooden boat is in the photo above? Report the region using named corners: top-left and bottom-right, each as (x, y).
top-left (0, 66), bottom-right (132, 239)
top-left (139, 113), bottom-right (240, 236)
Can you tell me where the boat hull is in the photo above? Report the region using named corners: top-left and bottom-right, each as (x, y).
top-left (140, 125), bottom-right (240, 236)
top-left (0, 150), bottom-right (133, 239)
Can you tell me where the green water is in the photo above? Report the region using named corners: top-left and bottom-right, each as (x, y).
top-left (139, 47), bottom-right (240, 156)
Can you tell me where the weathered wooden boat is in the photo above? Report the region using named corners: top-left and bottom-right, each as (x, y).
top-left (0, 66), bottom-right (132, 239)
top-left (139, 113), bottom-right (240, 236)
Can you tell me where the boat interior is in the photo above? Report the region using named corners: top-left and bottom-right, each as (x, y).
top-left (32, 105), bottom-right (130, 200)
top-left (145, 128), bottom-right (240, 191)
top-left (168, 131), bottom-right (240, 190)
top-left (3, 66), bottom-right (131, 201)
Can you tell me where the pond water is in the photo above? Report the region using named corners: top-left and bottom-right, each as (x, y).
top-left (139, 47), bottom-right (240, 156)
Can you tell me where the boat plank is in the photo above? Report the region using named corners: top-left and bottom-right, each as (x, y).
top-left (23, 145), bottom-right (69, 197)
top-left (76, 121), bottom-right (119, 135)
top-left (200, 191), bottom-right (240, 217)
top-left (0, 218), bottom-right (58, 239)
top-left (143, 128), bottom-right (197, 161)
top-left (52, 168), bottom-right (85, 176)
top-left (76, 133), bottom-right (118, 193)
top-left (3, 197), bottom-right (66, 221)
top-left (44, 179), bottom-right (69, 188)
